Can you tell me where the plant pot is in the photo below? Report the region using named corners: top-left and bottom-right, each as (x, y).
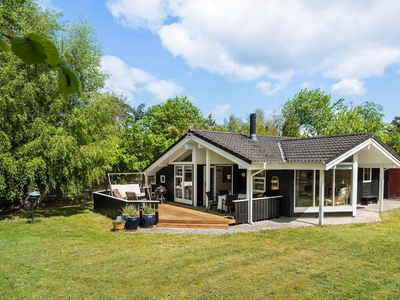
top-left (141, 214), bottom-right (156, 228)
top-left (113, 221), bottom-right (125, 232)
top-left (126, 217), bottom-right (140, 231)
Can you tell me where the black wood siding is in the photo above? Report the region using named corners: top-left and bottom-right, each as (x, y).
top-left (156, 166), bottom-right (174, 202)
top-left (233, 165), bottom-right (247, 194)
top-left (265, 170), bottom-right (294, 217)
top-left (197, 166), bottom-right (204, 206)
top-left (357, 168), bottom-right (380, 203)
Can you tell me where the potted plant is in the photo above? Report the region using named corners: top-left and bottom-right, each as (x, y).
top-left (141, 205), bottom-right (157, 228)
top-left (112, 219), bottom-right (126, 232)
top-left (121, 205), bottom-right (140, 231)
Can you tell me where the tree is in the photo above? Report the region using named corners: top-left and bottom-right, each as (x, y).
top-left (282, 88), bottom-right (335, 137)
top-left (0, 0), bottom-right (120, 200)
top-left (0, 1), bottom-right (80, 94)
top-left (115, 96), bottom-right (206, 172)
top-left (323, 101), bottom-right (386, 137)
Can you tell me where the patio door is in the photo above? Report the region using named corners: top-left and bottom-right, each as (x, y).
top-left (174, 165), bottom-right (193, 205)
top-left (203, 166), bottom-right (216, 206)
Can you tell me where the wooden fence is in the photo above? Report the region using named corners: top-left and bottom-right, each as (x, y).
top-left (233, 196), bottom-right (282, 224)
top-left (93, 190), bottom-right (159, 223)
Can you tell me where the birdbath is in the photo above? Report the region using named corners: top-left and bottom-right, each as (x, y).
top-left (27, 191), bottom-right (41, 223)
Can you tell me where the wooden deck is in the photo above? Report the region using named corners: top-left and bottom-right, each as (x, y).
top-left (157, 203), bottom-right (236, 229)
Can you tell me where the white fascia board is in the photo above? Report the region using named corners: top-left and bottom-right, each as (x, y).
top-left (190, 135), bottom-right (251, 169)
top-left (370, 139), bottom-right (400, 167)
top-left (326, 138), bottom-right (400, 170)
top-left (326, 139), bottom-right (372, 170)
top-left (265, 162), bottom-right (326, 170)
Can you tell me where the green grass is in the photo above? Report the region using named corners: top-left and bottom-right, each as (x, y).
top-left (1, 201), bottom-right (400, 299)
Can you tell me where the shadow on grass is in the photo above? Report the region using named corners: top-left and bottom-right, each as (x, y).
top-left (0, 200), bottom-right (93, 220)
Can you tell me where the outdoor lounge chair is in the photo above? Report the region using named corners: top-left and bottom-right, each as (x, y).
top-left (125, 191), bottom-right (138, 200)
top-left (113, 189), bottom-right (123, 199)
top-left (205, 191), bottom-right (218, 212)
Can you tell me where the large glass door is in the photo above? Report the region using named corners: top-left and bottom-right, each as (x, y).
top-left (174, 165), bottom-right (193, 205)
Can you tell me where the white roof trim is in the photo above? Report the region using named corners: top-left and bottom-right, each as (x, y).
top-left (326, 138), bottom-right (400, 170)
top-left (190, 135), bottom-right (251, 169)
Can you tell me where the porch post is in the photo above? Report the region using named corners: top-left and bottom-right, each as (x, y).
top-left (193, 147), bottom-right (197, 206)
top-left (379, 165), bottom-right (384, 212)
top-left (205, 149), bottom-right (210, 207)
top-left (319, 170), bottom-right (325, 226)
top-left (352, 153), bottom-right (358, 217)
top-left (247, 169), bottom-right (253, 225)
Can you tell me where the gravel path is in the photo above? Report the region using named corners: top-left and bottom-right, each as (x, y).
top-left (127, 200), bottom-right (400, 235)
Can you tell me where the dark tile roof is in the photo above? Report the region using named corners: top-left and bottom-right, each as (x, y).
top-left (189, 129), bottom-right (385, 164)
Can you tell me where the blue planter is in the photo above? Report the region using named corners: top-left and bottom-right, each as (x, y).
top-left (126, 217), bottom-right (140, 231)
top-left (141, 215), bottom-right (156, 228)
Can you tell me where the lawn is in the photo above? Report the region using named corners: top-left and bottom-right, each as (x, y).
top-left (0, 201), bottom-right (399, 299)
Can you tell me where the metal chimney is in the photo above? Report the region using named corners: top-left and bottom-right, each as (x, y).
top-left (250, 113), bottom-right (257, 141)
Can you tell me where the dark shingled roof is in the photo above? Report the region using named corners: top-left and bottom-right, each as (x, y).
top-left (190, 129), bottom-right (381, 164)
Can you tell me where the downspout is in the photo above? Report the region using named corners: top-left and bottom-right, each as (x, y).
top-left (249, 162), bottom-right (267, 225)
top-left (379, 165), bottom-right (384, 212)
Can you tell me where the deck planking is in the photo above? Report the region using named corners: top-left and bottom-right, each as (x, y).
top-left (157, 203), bottom-right (235, 229)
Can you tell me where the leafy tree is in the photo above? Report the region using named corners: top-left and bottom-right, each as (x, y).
top-left (0, 1), bottom-right (80, 94)
top-left (323, 101), bottom-right (386, 138)
top-left (282, 88), bottom-right (335, 137)
top-left (115, 96), bottom-right (206, 172)
top-left (0, 0), bottom-right (120, 201)
top-left (222, 114), bottom-right (247, 133)
top-left (385, 117), bottom-right (400, 155)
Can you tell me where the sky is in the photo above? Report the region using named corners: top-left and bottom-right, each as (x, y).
top-left (41, 0), bottom-right (400, 124)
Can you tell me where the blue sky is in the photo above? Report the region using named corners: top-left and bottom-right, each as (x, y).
top-left (41, 0), bottom-right (400, 124)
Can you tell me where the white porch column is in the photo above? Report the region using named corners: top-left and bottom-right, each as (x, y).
top-left (379, 166), bottom-right (384, 212)
top-left (247, 169), bottom-right (253, 225)
top-left (205, 149), bottom-right (210, 207)
top-left (193, 147), bottom-right (197, 206)
top-left (352, 153), bottom-right (358, 217)
top-left (319, 170), bottom-right (325, 226)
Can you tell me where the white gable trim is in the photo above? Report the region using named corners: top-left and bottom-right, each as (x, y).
top-left (189, 135), bottom-right (251, 169)
top-left (326, 138), bottom-right (400, 170)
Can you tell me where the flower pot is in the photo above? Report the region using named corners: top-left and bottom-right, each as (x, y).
top-left (141, 214), bottom-right (156, 228)
top-left (113, 221), bottom-right (125, 232)
top-left (126, 217), bottom-right (140, 231)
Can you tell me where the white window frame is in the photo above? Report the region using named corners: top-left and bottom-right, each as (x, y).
top-left (363, 168), bottom-right (372, 182)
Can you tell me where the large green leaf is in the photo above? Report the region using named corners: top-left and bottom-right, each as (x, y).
top-left (11, 36), bottom-right (47, 65)
top-left (56, 63), bottom-right (81, 95)
top-left (0, 37), bottom-right (11, 52)
top-left (27, 33), bottom-right (60, 66)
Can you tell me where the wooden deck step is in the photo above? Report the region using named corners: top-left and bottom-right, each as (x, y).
top-left (156, 223), bottom-right (229, 229)
top-left (157, 203), bottom-right (235, 229)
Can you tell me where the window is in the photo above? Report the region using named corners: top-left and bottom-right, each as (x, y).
top-left (253, 171), bottom-right (266, 194)
top-left (363, 168), bottom-right (371, 182)
top-left (295, 167), bottom-right (352, 209)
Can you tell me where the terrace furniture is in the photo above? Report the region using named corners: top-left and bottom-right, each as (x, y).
top-left (205, 191), bottom-right (218, 212)
top-left (110, 184), bottom-right (146, 199)
top-left (224, 194), bottom-right (238, 214)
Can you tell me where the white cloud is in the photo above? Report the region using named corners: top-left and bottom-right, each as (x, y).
top-left (211, 104), bottom-right (230, 119)
top-left (146, 80), bottom-right (183, 101)
top-left (331, 78), bottom-right (366, 96)
top-left (101, 55), bottom-right (183, 101)
top-left (106, 0), bottom-right (168, 32)
top-left (107, 0), bottom-right (400, 95)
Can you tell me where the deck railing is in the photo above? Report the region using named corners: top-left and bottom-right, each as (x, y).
top-left (233, 196), bottom-right (282, 224)
top-left (93, 190), bottom-right (159, 223)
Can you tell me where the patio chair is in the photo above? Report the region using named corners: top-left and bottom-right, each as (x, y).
top-left (205, 191), bottom-right (218, 212)
top-left (224, 194), bottom-right (238, 214)
top-left (125, 191), bottom-right (138, 200)
top-left (113, 189), bottom-right (123, 199)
